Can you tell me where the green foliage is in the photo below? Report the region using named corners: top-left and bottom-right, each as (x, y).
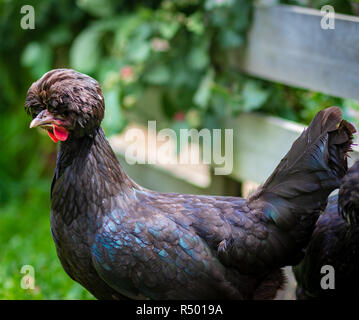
top-left (0, 189), bottom-right (94, 299)
top-left (62, 0), bottom-right (359, 128)
top-left (0, 0), bottom-right (95, 299)
top-left (0, 0), bottom-right (358, 299)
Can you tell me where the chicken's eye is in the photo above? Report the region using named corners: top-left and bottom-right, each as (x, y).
top-left (47, 105), bottom-right (57, 114)
top-left (46, 104), bottom-right (68, 119)
top-left (59, 109), bottom-right (69, 117)
top-left (31, 105), bottom-right (43, 118)
top-left (49, 103), bottom-right (69, 118)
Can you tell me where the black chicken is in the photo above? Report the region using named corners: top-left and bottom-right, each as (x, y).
top-left (293, 159), bottom-right (359, 299)
top-left (25, 69), bottom-right (355, 300)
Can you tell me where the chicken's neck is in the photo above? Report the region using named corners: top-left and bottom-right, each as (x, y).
top-left (51, 126), bottom-right (138, 223)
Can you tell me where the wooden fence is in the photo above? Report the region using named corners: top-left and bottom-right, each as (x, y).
top-left (110, 4), bottom-right (359, 192)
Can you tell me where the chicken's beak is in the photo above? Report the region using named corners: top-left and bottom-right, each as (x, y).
top-left (30, 109), bottom-right (55, 129)
top-left (29, 109), bottom-right (70, 142)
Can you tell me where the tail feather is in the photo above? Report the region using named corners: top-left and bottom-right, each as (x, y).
top-left (263, 107), bottom-right (354, 196)
top-left (248, 106), bottom-right (356, 266)
top-left (284, 106), bottom-right (342, 167)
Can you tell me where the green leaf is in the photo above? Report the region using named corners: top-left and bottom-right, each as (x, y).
top-left (186, 12), bottom-right (205, 35)
top-left (102, 87), bottom-right (125, 135)
top-left (21, 42), bottom-right (42, 67)
top-left (241, 81), bottom-right (269, 112)
top-left (144, 65), bottom-right (170, 85)
top-left (76, 0), bottom-right (116, 18)
top-left (188, 45), bottom-right (209, 71)
top-left (46, 25), bottom-right (72, 46)
top-left (193, 69), bottom-right (214, 109)
top-left (127, 40), bottom-right (150, 63)
top-left (21, 42), bottom-right (52, 79)
top-left (70, 27), bottom-right (102, 73)
top-left (158, 20), bottom-right (180, 39)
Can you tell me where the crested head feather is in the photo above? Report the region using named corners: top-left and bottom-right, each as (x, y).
top-left (25, 69), bottom-right (105, 137)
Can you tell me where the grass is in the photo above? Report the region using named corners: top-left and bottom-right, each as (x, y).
top-left (0, 178), bottom-right (95, 300)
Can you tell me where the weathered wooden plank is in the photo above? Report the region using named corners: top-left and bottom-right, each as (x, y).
top-left (111, 113), bottom-right (359, 187)
top-left (220, 113), bottom-right (304, 183)
top-left (109, 125), bottom-right (240, 195)
top-left (231, 5), bottom-right (359, 100)
top-left (218, 113), bottom-right (359, 184)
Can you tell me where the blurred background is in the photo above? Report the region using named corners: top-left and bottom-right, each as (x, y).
top-left (1, 0), bottom-right (359, 299)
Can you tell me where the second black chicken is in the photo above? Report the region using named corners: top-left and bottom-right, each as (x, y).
top-left (294, 159), bottom-right (359, 299)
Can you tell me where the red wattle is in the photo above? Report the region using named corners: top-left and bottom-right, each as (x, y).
top-left (47, 130), bottom-right (58, 143)
top-left (53, 125), bottom-right (69, 141)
